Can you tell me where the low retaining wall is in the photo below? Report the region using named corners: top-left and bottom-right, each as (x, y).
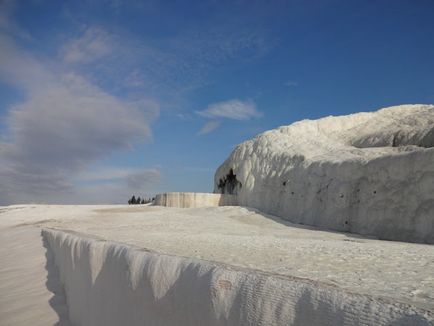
top-left (42, 229), bottom-right (433, 326)
top-left (154, 192), bottom-right (237, 208)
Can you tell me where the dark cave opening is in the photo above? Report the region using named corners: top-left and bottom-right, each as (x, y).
top-left (217, 169), bottom-right (242, 195)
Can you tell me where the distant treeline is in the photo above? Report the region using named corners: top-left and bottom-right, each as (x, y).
top-left (128, 195), bottom-right (154, 205)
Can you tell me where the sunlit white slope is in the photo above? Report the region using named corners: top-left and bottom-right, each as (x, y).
top-left (215, 104), bottom-right (434, 243)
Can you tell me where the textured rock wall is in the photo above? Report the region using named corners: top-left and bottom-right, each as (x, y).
top-left (154, 192), bottom-right (237, 208)
top-left (42, 229), bottom-right (433, 325)
top-left (215, 105), bottom-right (434, 243)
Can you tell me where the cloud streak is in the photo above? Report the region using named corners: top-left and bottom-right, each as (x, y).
top-left (0, 34), bottom-right (157, 204)
top-left (60, 27), bottom-right (112, 64)
top-left (60, 24), bottom-right (270, 100)
top-left (284, 80), bottom-right (298, 87)
top-left (197, 99), bottom-right (262, 121)
top-left (0, 3), bottom-right (273, 203)
top-left (196, 99), bottom-right (262, 136)
top-left (71, 166), bottom-right (161, 204)
top-left (197, 120), bottom-right (221, 135)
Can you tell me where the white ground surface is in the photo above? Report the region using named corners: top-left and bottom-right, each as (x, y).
top-left (1, 204), bottom-right (433, 322)
top-left (215, 104), bottom-right (434, 243)
top-left (0, 226), bottom-right (69, 326)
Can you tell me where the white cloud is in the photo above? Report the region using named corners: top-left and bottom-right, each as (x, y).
top-left (197, 99), bottom-right (262, 121)
top-left (0, 0), bottom-right (13, 30)
top-left (124, 69), bottom-right (146, 88)
top-left (125, 169), bottom-right (161, 189)
top-left (58, 24), bottom-right (271, 98)
top-left (0, 33), bottom-right (158, 204)
top-left (284, 80), bottom-right (298, 87)
top-left (68, 166), bottom-right (162, 204)
top-left (197, 120), bottom-right (221, 135)
top-left (0, 13), bottom-right (273, 202)
top-left (0, 0), bottom-right (31, 40)
top-left (60, 27), bottom-right (112, 64)
top-left (77, 166), bottom-right (161, 186)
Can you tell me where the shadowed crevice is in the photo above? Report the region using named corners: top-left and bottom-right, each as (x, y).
top-left (42, 232), bottom-right (71, 326)
top-left (217, 168), bottom-right (242, 195)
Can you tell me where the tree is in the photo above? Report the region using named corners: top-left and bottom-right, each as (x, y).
top-left (131, 195), bottom-right (136, 205)
top-left (136, 196), bottom-right (141, 205)
top-left (141, 198), bottom-right (145, 204)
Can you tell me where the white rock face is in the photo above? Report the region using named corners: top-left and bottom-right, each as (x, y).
top-left (42, 229), bottom-right (434, 326)
top-left (154, 192), bottom-right (237, 208)
top-left (2, 205), bottom-right (434, 324)
top-left (214, 104), bottom-right (434, 243)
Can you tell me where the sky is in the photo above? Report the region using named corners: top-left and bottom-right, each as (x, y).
top-left (1, 0), bottom-right (434, 205)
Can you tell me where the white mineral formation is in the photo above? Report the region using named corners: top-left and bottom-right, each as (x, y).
top-left (154, 192), bottom-right (237, 208)
top-left (1, 205), bottom-right (433, 325)
top-left (215, 104), bottom-right (434, 243)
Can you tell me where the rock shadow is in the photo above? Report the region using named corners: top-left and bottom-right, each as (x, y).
top-left (217, 169), bottom-right (242, 195)
top-left (293, 289), bottom-right (344, 325)
top-left (293, 288), bottom-right (432, 326)
top-left (42, 233), bottom-right (71, 326)
top-left (387, 315), bottom-right (432, 326)
top-left (241, 206), bottom-right (376, 242)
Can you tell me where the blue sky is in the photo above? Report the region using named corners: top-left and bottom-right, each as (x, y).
top-left (1, 0), bottom-right (434, 204)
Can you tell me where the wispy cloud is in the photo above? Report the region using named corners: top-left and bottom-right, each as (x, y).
top-left (124, 69), bottom-right (146, 88)
top-left (125, 169), bottom-right (161, 189)
top-left (0, 3), bottom-right (274, 203)
top-left (284, 80), bottom-right (298, 87)
top-left (76, 166), bottom-right (160, 184)
top-left (196, 99), bottom-right (262, 135)
top-left (0, 33), bottom-right (158, 204)
top-left (60, 27), bottom-right (112, 64)
top-left (72, 166), bottom-right (161, 203)
top-left (59, 23), bottom-right (270, 100)
top-left (0, 0), bottom-right (31, 40)
top-left (197, 120), bottom-right (221, 135)
top-left (0, 0), bottom-right (13, 30)
top-left (197, 99), bottom-right (262, 121)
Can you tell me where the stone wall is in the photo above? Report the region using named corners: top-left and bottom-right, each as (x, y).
top-left (154, 192), bottom-right (237, 208)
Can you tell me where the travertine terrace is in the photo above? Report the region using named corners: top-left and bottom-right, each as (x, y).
top-left (2, 105), bottom-right (434, 325)
top-left (1, 205), bottom-right (433, 325)
top-left (215, 104), bottom-right (434, 243)
top-left (154, 192), bottom-right (237, 208)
